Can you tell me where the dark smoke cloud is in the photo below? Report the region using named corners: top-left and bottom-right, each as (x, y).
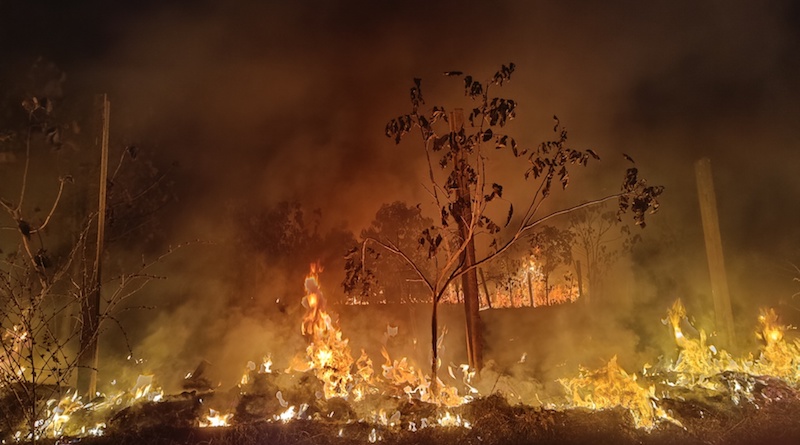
top-left (2, 0), bottom-right (800, 391)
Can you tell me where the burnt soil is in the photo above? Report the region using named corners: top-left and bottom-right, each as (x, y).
top-left (35, 388), bottom-right (800, 445)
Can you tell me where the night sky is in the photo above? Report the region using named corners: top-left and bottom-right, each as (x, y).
top-left (2, 0), bottom-right (800, 387)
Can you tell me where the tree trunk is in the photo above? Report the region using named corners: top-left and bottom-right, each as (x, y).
top-left (479, 267), bottom-right (492, 309)
top-left (587, 263), bottom-right (599, 304)
top-left (576, 260), bottom-right (587, 304)
top-left (544, 273), bottom-right (550, 306)
top-left (430, 295), bottom-right (439, 396)
top-left (449, 108), bottom-right (483, 371)
top-left (461, 238), bottom-right (483, 370)
top-left (527, 271), bottom-right (535, 307)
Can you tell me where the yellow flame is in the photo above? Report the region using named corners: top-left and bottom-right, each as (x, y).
top-left (437, 411), bottom-right (471, 428)
top-left (667, 299), bottom-right (686, 345)
top-left (750, 308), bottom-right (800, 383)
top-left (560, 356), bottom-right (678, 430)
top-left (300, 266), bottom-right (358, 400)
top-left (276, 405), bottom-right (297, 422)
top-left (200, 409), bottom-right (232, 427)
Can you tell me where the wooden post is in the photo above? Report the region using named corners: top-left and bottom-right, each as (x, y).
top-left (77, 94), bottom-right (109, 397)
top-left (695, 158), bottom-right (736, 350)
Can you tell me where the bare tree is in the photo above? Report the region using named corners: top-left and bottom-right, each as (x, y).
top-left (528, 225), bottom-right (574, 305)
top-left (0, 87), bottom-right (174, 442)
top-left (568, 202), bottom-right (640, 304)
top-left (235, 200), bottom-right (356, 306)
top-left (347, 64), bottom-right (663, 396)
top-left (354, 201), bottom-right (434, 304)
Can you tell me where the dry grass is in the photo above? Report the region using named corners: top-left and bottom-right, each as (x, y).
top-left (45, 390), bottom-right (799, 445)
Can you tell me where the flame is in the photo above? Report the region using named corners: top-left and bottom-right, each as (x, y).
top-left (667, 299), bottom-right (687, 346)
top-left (297, 264), bottom-right (469, 406)
top-left (560, 356), bottom-right (677, 430)
top-left (664, 299), bottom-right (738, 388)
top-left (43, 391), bottom-right (83, 437)
top-left (1, 324), bottom-right (28, 380)
top-left (30, 375), bottom-right (170, 439)
top-left (437, 411), bottom-right (471, 428)
top-left (560, 300), bottom-right (800, 430)
top-left (200, 409), bottom-right (232, 427)
top-left (274, 404), bottom-right (308, 422)
top-left (131, 374), bottom-right (163, 401)
top-left (750, 308), bottom-right (800, 383)
top-left (301, 265), bottom-right (359, 399)
top-left (479, 257), bottom-right (579, 308)
top-left (37, 263), bottom-right (800, 439)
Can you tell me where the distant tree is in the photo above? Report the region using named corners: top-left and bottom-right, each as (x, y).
top-left (104, 148), bottom-right (177, 247)
top-left (351, 201), bottom-right (434, 304)
top-left (482, 244), bottom-right (527, 307)
top-left (528, 225), bottom-right (574, 305)
top-left (318, 225), bottom-right (358, 305)
top-left (347, 64), bottom-right (663, 395)
top-left (236, 200), bottom-right (355, 305)
top-left (568, 202), bottom-right (640, 304)
top-left (243, 200), bottom-right (321, 261)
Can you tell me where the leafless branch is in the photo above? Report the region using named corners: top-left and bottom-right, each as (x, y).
top-left (30, 177), bottom-right (68, 234)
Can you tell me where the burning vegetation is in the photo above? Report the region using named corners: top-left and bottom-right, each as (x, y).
top-left (3, 266), bottom-right (800, 445)
top-left (2, 62), bottom-right (800, 445)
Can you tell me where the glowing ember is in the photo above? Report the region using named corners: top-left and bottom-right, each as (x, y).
top-left (437, 411), bottom-right (471, 428)
top-left (277, 405), bottom-right (296, 422)
top-left (368, 427), bottom-right (379, 443)
top-left (274, 404), bottom-right (309, 423)
top-left (199, 409), bottom-right (232, 427)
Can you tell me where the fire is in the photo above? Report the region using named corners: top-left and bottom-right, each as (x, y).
top-left (751, 308), bottom-right (800, 384)
top-left (300, 265), bottom-right (359, 399)
top-left (662, 299), bottom-right (739, 390)
top-left (43, 391), bottom-right (83, 437)
top-left (560, 356), bottom-right (676, 430)
top-left (275, 404), bottom-right (309, 422)
top-left (17, 374), bottom-right (168, 440)
top-left (1, 324), bottom-right (29, 385)
top-left (297, 265), bottom-right (468, 406)
top-left (21, 264), bottom-right (800, 440)
top-left (560, 300), bottom-right (800, 430)
top-left (667, 298), bottom-right (687, 345)
top-left (132, 374), bottom-right (161, 400)
top-left (437, 410), bottom-right (471, 428)
top-left (200, 409), bottom-right (232, 427)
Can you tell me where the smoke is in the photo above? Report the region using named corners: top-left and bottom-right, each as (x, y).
top-left (2, 0), bottom-right (800, 391)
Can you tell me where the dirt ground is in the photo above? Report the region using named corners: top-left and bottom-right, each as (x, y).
top-left (48, 389), bottom-right (800, 445)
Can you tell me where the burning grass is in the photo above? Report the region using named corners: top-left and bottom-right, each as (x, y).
top-left (46, 392), bottom-right (800, 445)
top-left (5, 270), bottom-right (800, 444)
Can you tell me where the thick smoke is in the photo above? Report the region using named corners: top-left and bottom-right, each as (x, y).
top-left (2, 0), bottom-right (800, 392)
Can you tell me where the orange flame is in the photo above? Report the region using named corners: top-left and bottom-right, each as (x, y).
top-left (301, 264), bottom-right (358, 399)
